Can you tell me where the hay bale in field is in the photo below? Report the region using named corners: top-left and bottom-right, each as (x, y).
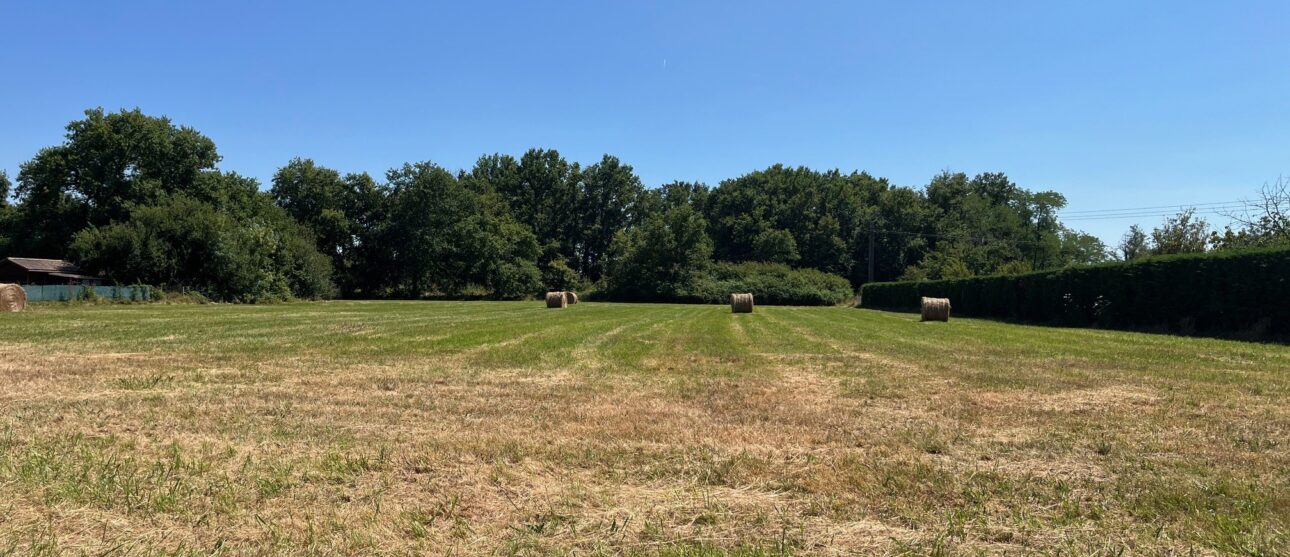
top-left (730, 292), bottom-right (754, 313)
top-left (0, 284), bottom-right (26, 313)
top-left (546, 291), bottom-right (567, 309)
top-left (564, 291), bottom-right (579, 305)
top-left (920, 296), bottom-right (951, 322)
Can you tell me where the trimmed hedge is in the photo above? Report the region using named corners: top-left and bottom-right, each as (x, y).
top-left (859, 247), bottom-right (1290, 337)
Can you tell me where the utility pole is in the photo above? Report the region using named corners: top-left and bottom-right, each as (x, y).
top-left (867, 222), bottom-right (875, 284)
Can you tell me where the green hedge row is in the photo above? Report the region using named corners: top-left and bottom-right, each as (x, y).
top-left (859, 247), bottom-right (1290, 337)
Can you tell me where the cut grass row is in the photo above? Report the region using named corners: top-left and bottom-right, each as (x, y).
top-left (0, 301), bottom-right (1287, 555)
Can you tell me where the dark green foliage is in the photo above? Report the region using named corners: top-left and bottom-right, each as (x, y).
top-left (20, 107), bottom-right (1282, 306)
top-left (1150, 209), bottom-right (1211, 255)
top-left (860, 248), bottom-right (1290, 337)
top-left (0, 172), bottom-right (12, 256)
top-left (69, 194), bottom-right (334, 302)
top-left (271, 158), bottom-right (384, 296)
top-left (0, 170), bottom-right (10, 207)
top-left (598, 205), bottom-right (852, 305)
top-left (511, 149), bottom-right (581, 260)
top-left (540, 258), bottom-right (581, 292)
top-left (375, 162), bottom-right (540, 299)
top-left (706, 165), bottom-right (880, 278)
top-left (10, 108), bottom-right (221, 257)
top-left (692, 262), bottom-right (854, 306)
top-left (1119, 225), bottom-right (1150, 261)
top-left (577, 155), bottom-right (645, 280)
top-left (600, 205), bottom-right (713, 301)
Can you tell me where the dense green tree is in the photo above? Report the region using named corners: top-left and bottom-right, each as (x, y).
top-left (0, 172), bottom-right (12, 257)
top-left (0, 106), bottom-right (1150, 301)
top-left (379, 162), bottom-right (540, 298)
top-left (601, 205), bottom-right (713, 301)
top-left (1119, 225), bottom-right (1150, 261)
top-left (270, 158), bottom-right (385, 295)
top-left (272, 158), bottom-right (351, 252)
top-left (750, 228), bottom-right (800, 264)
top-left (70, 194), bottom-right (333, 302)
top-left (705, 165), bottom-right (877, 276)
top-left (467, 150), bottom-right (581, 286)
top-left (577, 155), bottom-right (645, 280)
top-left (0, 171), bottom-right (10, 207)
top-left (905, 171), bottom-right (1102, 279)
top-left (10, 108), bottom-right (221, 256)
top-left (638, 181), bottom-right (710, 219)
top-left (1150, 209), bottom-right (1210, 255)
top-left (1057, 227), bottom-right (1109, 265)
top-left (515, 149), bottom-right (581, 252)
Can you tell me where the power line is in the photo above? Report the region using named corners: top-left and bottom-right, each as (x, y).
top-left (1059, 199), bottom-right (1250, 215)
top-left (1060, 209), bottom-right (1241, 222)
top-left (861, 198), bottom-right (1267, 250)
top-left (871, 229), bottom-right (1054, 248)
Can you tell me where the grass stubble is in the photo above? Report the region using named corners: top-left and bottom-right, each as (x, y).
top-left (0, 301), bottom-right (1287, 556)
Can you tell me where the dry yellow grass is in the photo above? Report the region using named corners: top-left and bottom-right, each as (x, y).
top-left (0, 301), bottom-right (1288, 556)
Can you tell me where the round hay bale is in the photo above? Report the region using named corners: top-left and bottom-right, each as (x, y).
top-left (546, 291), bottom-right (567, 309)
top-left (730, 292), bottom-right (754, 313)
top-left (920, 297), bottom-right (950, 322)
top-left (0, 284), bottom-right (27, 313)
top-left (564, 291), bottom-right (579, 305)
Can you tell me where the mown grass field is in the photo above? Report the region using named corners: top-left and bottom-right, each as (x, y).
top-left (1, 301), bottom-right (1288, 556)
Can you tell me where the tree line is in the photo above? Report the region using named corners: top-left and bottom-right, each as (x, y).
top-left (0, 109), bottom-right (1282, 302)
top-left (1116, 179), bottom-right (1290, 261)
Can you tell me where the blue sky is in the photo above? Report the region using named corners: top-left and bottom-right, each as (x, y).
top-left (2, 1), bottom-right (1286, 245)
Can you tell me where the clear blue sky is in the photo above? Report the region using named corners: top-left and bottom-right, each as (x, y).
top-left (2, 1), bottom-right (1286, 245)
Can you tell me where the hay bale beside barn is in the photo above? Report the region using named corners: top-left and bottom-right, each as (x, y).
top-left (546, 291), bottom-right (568, 309)
top-left (921, 297), bottom-right (950, 322)
top-left (730, 293), bottom-right (754, 313)
top-left (0, 284), bottom-right (27, 312)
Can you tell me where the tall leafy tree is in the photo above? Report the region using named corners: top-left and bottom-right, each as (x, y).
top-left (602, 205), bottom-right (713, 301)
top-left (0, 171), bottom-right (10, 207)
top-left (270, 158), bottom-right (384, 295)
top-left (510, 149), bottom-right (581, 254)
top-left (0, 172), bottom-right (13, 257)
top-left (468, 149), bottom-right (582, 284)
top-left (11, 108), bottom-right (221, 256)
top-left (379, 162), bottom-right (540, 298)
top-left (638, 181), bottom-right (710, 220)
top-left (1119, 225), bottom-right (1150, 260)
top-left (706, 165), bottom-right (869, 274)
top-left (1150, 209), bottom-right (1210, 255)
top-left (577, 154), bottom-right (644, 280)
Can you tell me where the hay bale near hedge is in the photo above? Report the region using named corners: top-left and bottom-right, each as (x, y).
top-left (730, 292), bottom-right (754, 313)
top-left (546, 291), bottom-right (568, 309)
top-left (0, 284), bottom-right (27, 313)
top-left (921, 296), bottom-right (950, 322)
top-left (564, 291), bottom-right (579, 305)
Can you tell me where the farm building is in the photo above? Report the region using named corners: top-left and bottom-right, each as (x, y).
top-left (0, 257), bottom-right (102, 286)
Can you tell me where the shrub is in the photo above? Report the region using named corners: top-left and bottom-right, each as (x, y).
top-left (599, 206), bottom-right (713, 302)
top-left (70, 195), bottom-right (335, 303)
top-left (597, 261), bottom-right (853, 306)
top-left (859, 247), bottom-right (1290, 337)
top-left (691, 262), bottom-right (854, 306)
